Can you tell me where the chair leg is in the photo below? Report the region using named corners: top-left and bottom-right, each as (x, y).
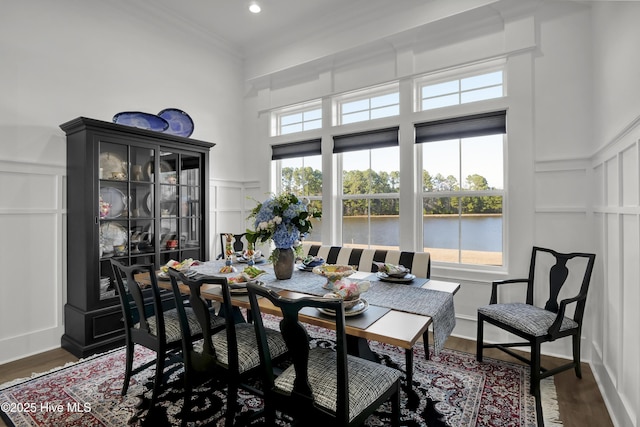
top-left (122, 341), bottom-right (134, 395)
top-left (573, 333), bottom-right (582, 378)
top-left (530, 342), bottom-right (540, 395)
top-left (476, 316), bottom-right (484, 362)
top-left (151, 353), bottom-right (165, 404)
top-left (226, 382), bottom-right (238, 427)
top-left (181, 370), bottom-right (192, 423)
top-left (391, 383), bottom-right (401, 427)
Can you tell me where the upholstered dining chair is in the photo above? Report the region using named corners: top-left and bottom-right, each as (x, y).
top-left (110, 259), bottom-right (223, 405)
top-left (246, 281), bottom-right (402, 427)
top-left (167, 269), bottom-right (289, 426)
top-left (216, 232), bottom-right (248, 259)
top-left (476, 246), bottom-right (596, 395)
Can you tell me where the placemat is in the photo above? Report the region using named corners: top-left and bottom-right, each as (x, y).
top-left (299, 304), bottom-right (390, 330)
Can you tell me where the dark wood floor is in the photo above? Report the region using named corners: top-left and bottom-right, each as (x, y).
top-left (0, 337), bottom-right (613, 427)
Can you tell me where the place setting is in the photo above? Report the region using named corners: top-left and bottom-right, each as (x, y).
top-left (318, 277), bottom-right (370, 316)
top-left (373, 262), bottom-right (420, 285)
top-left (296, 255), bottom-right (324, 271)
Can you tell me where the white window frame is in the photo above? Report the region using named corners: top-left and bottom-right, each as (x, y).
top-left (271, 101), bottom-right (322, 136)
top-left (337, 146), bottom-right (400, 249)
top-left (416, 131), bottom-right (506, 267)
top-left (414, 61), bottom-right (505, 112)
top-left (333, 82), bottom-right (400, 126)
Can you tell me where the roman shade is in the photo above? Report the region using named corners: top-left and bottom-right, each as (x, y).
top-left (333, 126), bottom-right (399, 153)
top-left (415, 110), bottom-right (506, 143)
top-left (271, 138), bottom-right (322, 160)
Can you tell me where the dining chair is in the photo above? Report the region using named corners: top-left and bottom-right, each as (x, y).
top-left (246, 281), bottom-right (402, 426)
top-left (110, 259), bottom-right (224, 405)
top-left (476, 246), bottom-right (596, 395)
top-left (167, 269), bottom-right (289, 426)
top-left (216, 232), bottom-right (248, 260)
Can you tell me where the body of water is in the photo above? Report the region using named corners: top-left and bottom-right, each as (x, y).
top-left (327, 215), bottom-right (503, 251)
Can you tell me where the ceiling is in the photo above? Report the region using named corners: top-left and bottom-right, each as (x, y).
top-left (136, 0), bottom-right (427, 55)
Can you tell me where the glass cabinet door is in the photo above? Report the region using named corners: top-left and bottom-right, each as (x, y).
top-left (96, 144), bottom-right (205, 300)
top-left (97, 143), bottom-right (157, 301)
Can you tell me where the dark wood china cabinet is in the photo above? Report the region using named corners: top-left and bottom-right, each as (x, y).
top-left (60, 117), bottom-right (214, 357)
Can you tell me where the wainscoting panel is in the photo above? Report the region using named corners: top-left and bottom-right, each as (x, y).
top-left (591, 129), bottom-right (640, 427)
top-left (211, 180), bottom-right (263, 258)
top-left (0, 163), bottom-right (65, 364)
top-left (621, 214), bottom-right (639, 420)
top-left (603, 213), bottom-right (621, 382)
top-left (620, 144), bottom-right (638, 206)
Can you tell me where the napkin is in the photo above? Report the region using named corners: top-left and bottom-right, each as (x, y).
top-left (374, 262), bottom-right (409, 277)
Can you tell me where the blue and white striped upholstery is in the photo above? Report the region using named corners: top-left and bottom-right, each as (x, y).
top-left (478, 303), bottom-right (578, 337)
top-left (274, 347), bottom-right (402, 422)
top-left (303, 244), bottom-right (431, 278)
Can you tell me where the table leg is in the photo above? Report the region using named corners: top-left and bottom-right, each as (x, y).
top-left (423, 331), bottom-right (430, 360)
top-left (405, 348), bottom-right (414, 387)
top-left (346, 336), bottom-right (379, 362)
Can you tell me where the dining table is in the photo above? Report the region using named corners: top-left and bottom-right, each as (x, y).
top-left (155, 257), bottom-right (460, 391)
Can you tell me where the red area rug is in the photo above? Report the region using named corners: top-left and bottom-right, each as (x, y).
top-left (0, 322), bottom-right (560, 426)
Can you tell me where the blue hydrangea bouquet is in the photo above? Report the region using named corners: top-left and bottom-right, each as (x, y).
top-left (246, 192), bottom-right (321, 263)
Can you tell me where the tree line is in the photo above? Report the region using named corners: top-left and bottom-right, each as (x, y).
top-left (281, 167), bottom-right (502, 216)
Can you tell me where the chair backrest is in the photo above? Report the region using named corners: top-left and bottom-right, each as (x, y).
top-left (219, 233), bottom-right (248, 259)
top-left (303, 243), bottom-right (431, 278)
top-left (246, 282), bottom-right (350, 422)
top-left (527, 246), bottom-right (596, 323)
top-left (167, 269), bottom-right (241, 372)
top-left (110, 259), bottom-right (165, 337)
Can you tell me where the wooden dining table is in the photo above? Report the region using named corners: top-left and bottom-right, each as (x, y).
top-left (154, 258), bottom-right (460, 390)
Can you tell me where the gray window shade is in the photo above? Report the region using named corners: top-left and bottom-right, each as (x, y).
top-left (333, 126), bottom-right (399, 153)
top-left (415, 110), bottom-right (506, 143)
top-left (271, 138), bottom-right (322, 160)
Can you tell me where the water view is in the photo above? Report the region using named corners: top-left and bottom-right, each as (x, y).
top-left (307, 215), bottom-right (503, 265)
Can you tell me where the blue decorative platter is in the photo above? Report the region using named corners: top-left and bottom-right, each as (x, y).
top-left (158, 108), bottom-right (194, 138)
top-left (113, 112), bottom-right (169, 132)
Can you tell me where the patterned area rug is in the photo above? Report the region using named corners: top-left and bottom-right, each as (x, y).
top-left (0, 320), bottom-right (561, 427)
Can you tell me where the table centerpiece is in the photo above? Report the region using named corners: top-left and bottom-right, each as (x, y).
top-left (246, 192), bottom-right (321, 279)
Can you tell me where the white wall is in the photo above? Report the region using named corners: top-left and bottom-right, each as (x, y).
top-left (0, 0), bottom-right (245, 363)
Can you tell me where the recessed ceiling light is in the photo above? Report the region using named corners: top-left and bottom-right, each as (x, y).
top-left (249, 2), bottom-right (261, 13)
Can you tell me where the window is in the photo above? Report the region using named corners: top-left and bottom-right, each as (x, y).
top-left (273, 103), bottom-right (322, 136)
top-left (335, 127), bottom-right (400, 249)
top-left (272, 140), bottom-right (323, 243)
top-left (419, 70), bottom-right (503, 111)
top-left (416, 111), bottom-right (506, 266)
top-left (336, 84), bottom-right (399, 125)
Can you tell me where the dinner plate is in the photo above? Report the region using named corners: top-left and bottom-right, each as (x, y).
top-left (157, 269), bottom-right (198, 281)
top-left (100, 187), bottom-right (128, 218)
top-left (145, 159), bottom-right (174, 181)
top-left (237, 256), bottom-right (266, 264)
top-left (376, 272), bottom-right (416, 283)
top-left (99, 222), bottom-right (127, 252)
top-left (229, 280), bottom-right (265, 295)
top-left (144, 192), bottom-right (153, 214)
top-left (317, 299), bottom-right (369, 317)
top-left (158, 108), bottom-right (194, 138)
top-left (297, 264), bottom-right (314, 272)
top-left (99, 152), bottom-right (126, 179)
top-left (113, 111), bottom-right (169, 132)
